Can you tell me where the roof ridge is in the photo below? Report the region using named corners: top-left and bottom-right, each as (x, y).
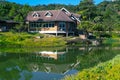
top-left (55, 10), bottom-right (61, 20)
top-left (31, 10), bottom-right (60, 12)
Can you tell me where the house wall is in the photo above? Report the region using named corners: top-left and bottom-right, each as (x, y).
top-left (28, 21), bottom-right (76, 35)
top-left (29, 22), bottom-right (57, 31)
top-left (41, 26), bottom-right (57, 31)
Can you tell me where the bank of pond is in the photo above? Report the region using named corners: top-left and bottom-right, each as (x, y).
top-left (0, 32), bottom-right (120, 80)
top-left (1, 32), bottom-right (119, 47)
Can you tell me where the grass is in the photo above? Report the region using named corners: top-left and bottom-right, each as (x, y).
top-left (0, 32), bottom-right (66, 47)
top-left (63, 54), bottom-right (120, 80)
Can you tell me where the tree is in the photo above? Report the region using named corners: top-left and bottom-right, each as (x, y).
top-left (8, 6), bottom-right (16, 19)
top-left (113, 22), bottom-right (120, 31)
top-left (94, 16), bottom-right (103, 23)
top-left (20, 4), bottom-right (32, 20)
top-left (77, 0), bottom-right (96, 20)
top-left (14, 14), bottom-right (23, 22)
top-left (78, 21), bottom-right (94, 32)
top-left (0, 1), bottom-right (11, 19)
top-left (14, 23), bottom-right (25, 32)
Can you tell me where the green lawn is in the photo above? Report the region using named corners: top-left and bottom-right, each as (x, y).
top-left (0, 32), bottom-right (66, 47)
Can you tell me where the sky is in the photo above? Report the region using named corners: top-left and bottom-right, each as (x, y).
top-left (7, 0), bottom-right (104, 6)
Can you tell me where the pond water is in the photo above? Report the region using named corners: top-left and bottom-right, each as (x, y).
top-left (0, 46), bottom-right (120, 80)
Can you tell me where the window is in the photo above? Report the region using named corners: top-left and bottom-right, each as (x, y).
top-left (51, 23), bottom-right (54, 27)
top-left (38, 23), bottom-right (41, 27)
top-left (32, 12), bottom-right (40, 18)
top-left (30, 22), bottom-right (35, 27)
top-left (30, 22), bottom-right (42, 28)
top-left (61, 8), bottom-right (70, 15)
top-left (42, 22), bottom-right (54, 28)
top-left (45, 11), bottom-right (53, 17)
top-left (59, 22), bottom-right (66, 31)
top-left (46, 24), bottom-right (48, 27)
top-left (68, 23), bottom-right (75, 31)
top-left (49, 22), bottom-right (54, 27)
top-left (71, 16), bottom-right (75, 20)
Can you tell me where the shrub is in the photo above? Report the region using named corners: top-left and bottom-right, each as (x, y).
top-left (63, 55), bottom-right (120, 80)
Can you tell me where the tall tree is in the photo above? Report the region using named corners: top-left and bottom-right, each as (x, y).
top-left (8, 6), bottom-right (16, 19)
top-left (77, 0), bottom-right (96, 20)
top-left (78, 21), bottom-right (94, 32)
top-left (20, 4), bottom-right (32, 20)
top-left (0, 1), bottom-right (11, 19)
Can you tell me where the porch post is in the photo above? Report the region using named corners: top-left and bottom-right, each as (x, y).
top-left (66, 32), bottom-right (68, 37)
top-left (66, 22), bottom-right (68, 37)
top-left (27, 21), bottom-right (29, 32)
top-left (55, 21), bottom-right (58, 36)
top-left (56, 31), bottom-right (58, 36)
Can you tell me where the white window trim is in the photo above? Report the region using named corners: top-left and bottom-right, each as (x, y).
top-left (61, 7), bottom-right (70, 14)
top-left (44, 11), bottom-right (53, 17)
top-left (32, 12), bottom-right (40, 18)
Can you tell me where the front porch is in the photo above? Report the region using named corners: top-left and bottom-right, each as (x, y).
top-left (30, 30), bottom-right (74, 36)
top-left (27, 21), bottom-right (76, 36)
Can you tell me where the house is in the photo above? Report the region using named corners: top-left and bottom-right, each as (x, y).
top-left (0, 20), bottom-right (19, 31)
top-left (26, 8), bottom-right (80, 36)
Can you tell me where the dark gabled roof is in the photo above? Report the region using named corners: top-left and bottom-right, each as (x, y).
top-left (5, 20), bottom-right (19, 24)
top-left (26, 8), bottom-right (80, 22)
top-left (0, 20), bottom-right (6, 23)
top-left (0, 20), bottom-right (19, 24)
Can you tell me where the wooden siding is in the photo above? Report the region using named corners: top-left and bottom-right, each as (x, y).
top-left (41, 26), bottom-right (57, 31)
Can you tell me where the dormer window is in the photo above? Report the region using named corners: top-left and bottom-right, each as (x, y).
top-left (45, 11), bottom-right (53, 17)
top-left (70, 14), bottom-right (75, 20)
top-left (61, 7), bottom-right (70, 15)
top-left (32, 12), bottom-right (40, 18)
top-left (71, 16), bottom-right (75, 20)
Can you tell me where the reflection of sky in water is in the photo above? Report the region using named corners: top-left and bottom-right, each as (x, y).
top-left (20, 69), bottom-right (78, 80)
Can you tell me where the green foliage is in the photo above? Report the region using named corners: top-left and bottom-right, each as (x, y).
top-left (0, 32), bottom-right (66, 47)
top-left (113, 22), bottom-right (120, 31)
top-left (64, 54), bottom-right (120, 80)
top-left (0, 56), bottom-right (32, 80)
top-left (0, 1), bottom-right (32, 21)
top-left (78, 21), bottom-right (94, 31)
top-left (77, 0), bottom-right (96, 20)
top-left (93, 23), bottom-right (105, 31)
top-left (94, 16), bottom-right (103, 23)
top-left (33, 4), bottom-right (77, 13)
top-left (77, 0), bottom-right (120, 33)
top-left (0, 0), bottom-right (120, 33)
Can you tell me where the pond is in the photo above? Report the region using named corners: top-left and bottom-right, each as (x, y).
top-left (0, 46), bottom-right (120, 80)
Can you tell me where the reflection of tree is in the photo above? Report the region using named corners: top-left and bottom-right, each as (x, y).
top-left (77, 46), bottom-right (120, 70)
top-left (0, 57), bottom-right (32, 80)
top-left (0, 47), bottom-right (80, 79)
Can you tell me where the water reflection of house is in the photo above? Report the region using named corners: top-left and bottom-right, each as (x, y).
top-left (38, 51), bottom-right (66, 60)
top-left (27, 48), bottom-right (80, 74)
top-left (29, 62), bottom-right (79, 74)
top-left (27, 48), bottom-right (80, 64)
